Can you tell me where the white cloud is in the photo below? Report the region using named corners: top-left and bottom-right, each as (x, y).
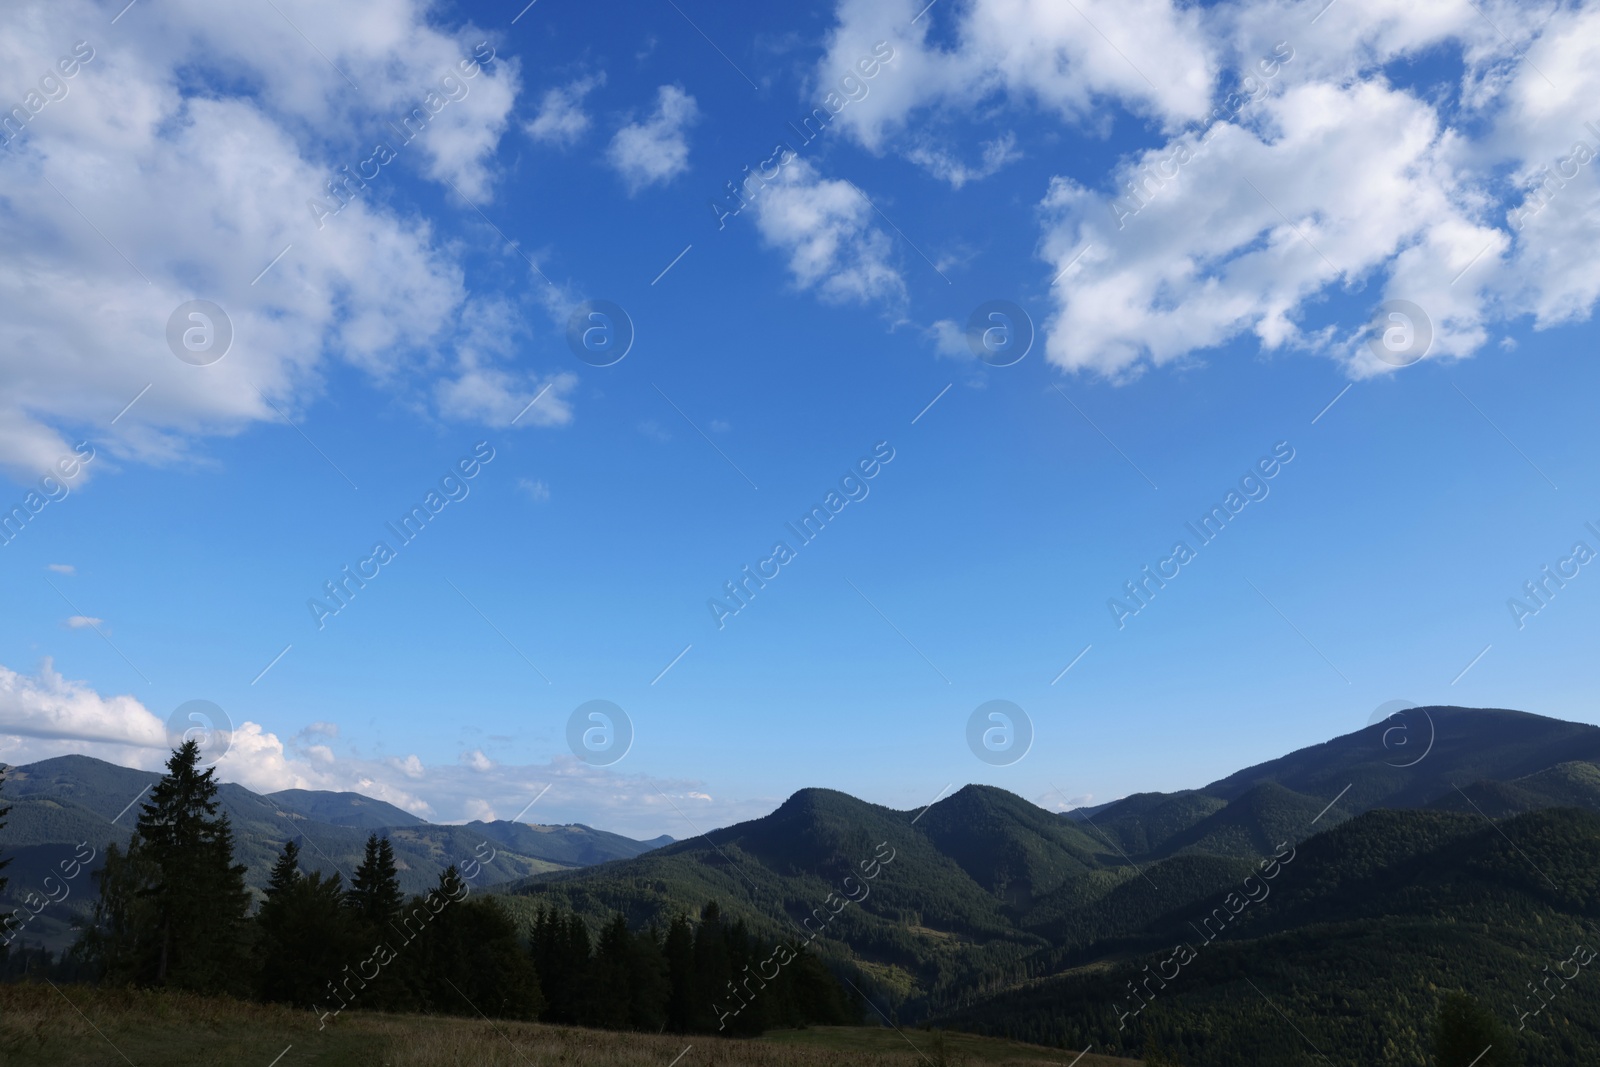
top-left (47, 563), bottom-right (74, 574)
top-left (811, 0), bottom-right (1600, 379)
top-left (1036, 78), bottom-right (1485, 378)
top-left (927, 318), bottom-right (971, 359)
top-left (392, 754), bottom-right (426, 778)
top-left (63, 616), bottom-right (102, 629)
top-left (516, 477), bottom-right (551, 502)
top-left (904, 132), bottom-right (1021, 188)
top-left (751, 159), bottom-right (907, 307)
top-left (0, 658), bottom-right (766, 836)
top-left (815, 0), bottom-right (1215, 154)
top-left (525, 73), bottom-right (604, 147)
top-left (606, 84), bottom-right (699, 193)
top-left (0, 658), bottom-right (164, 750)
top-left (0, 0), bottom-right (563, 486)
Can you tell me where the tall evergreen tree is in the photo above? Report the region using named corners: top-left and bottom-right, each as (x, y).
top-left (417, 866), bottom-right (543, 1020)
top-left (691, 902), bottom-right (732, 1031)
top-left (257, 859), bottom-right (355, 1006)
top-left (265, 839), bottom-right (303, 899)
top-left (663, 913), bottom-right (696, 1033)
top-left (347, 833), bottom-right (403, 927)
top-left (0, 764), bottom-right (12, 948)
top-left (627, 922), bottom-right (672, 1032)
top-left (589, 915), bottom-right (636, 1029)
top-left (115, 740), bottom-right (252, 991)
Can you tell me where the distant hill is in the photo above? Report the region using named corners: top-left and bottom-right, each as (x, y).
top-left (0, 754), bottom-right (671, 954)
top-left (492, 705), bottom-right (1600, 1050)
top-left (938, 806), bottom-right (1600, 1066)
top-left (266, 788), bottom-right (425, 828)
top-left (1075, 706), bottom-right (1600, 857)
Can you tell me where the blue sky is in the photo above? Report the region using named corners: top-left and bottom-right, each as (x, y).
top-left (1, 0), bottom-right (1597, 837)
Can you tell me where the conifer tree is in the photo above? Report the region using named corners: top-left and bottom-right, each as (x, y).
top-left (257, 854), bottom-right (354, 1007)
top-left (692, 902), bottom-right (732, 1031)
top-left (130, 740), bottom-right (251, 990)
top-left (663, 913), bottom-right (696, 1032)
top-left (347, 833), bottom-right (403, 927)
top-left (589, 915), bottom-right (636, 1029)
top-left (265, 839), bottom-right (303, 899)
top-left (418, 866), bottom-right (542, 1019)
top-left (0, 764), bottom-right (12, 948)
top-left (627, 922), bottom-right (672, 1032)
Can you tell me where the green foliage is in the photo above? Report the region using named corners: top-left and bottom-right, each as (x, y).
top-left (412, 866), bottom-right (544, 1020)
top-left (76, 742), bottom-right (252, 993)
top-left (346, 832), bottom-right (404, 927)
top-left (257, 859), bottom-right (356, 1007)
top-left (0, 763), bottom-right (12, 950)
top-left (1434, 992), bottom-right (1520, 1066)
top-left (527, 899), bottom-right (855, 1036)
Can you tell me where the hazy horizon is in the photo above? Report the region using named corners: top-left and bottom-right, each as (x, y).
top-left (3, 0), bottom-right (1599, 843)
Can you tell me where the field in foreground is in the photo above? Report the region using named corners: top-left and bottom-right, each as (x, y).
top-left (0, 984), bottom-right (1141, 1067)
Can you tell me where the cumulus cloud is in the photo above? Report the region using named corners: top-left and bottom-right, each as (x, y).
top-left (516, 477), bottom-right (551, 502)
top-left (63, 616), bottom-right (102, 629)
top-left (606, 84), bottom-right (699, 193)
top-left (0, 0), bottom-right (563, 486)
top-left (525, 73), bottom-right (604, 147)
top-left (1037, 78), bottom-right (1487, 378)
top-left (0, 658), bottom-right (764, 835)
top-left (815, 0), bottom-right (1215, 153)
top-left (0, 659), bottom-right (164, 750)
top-left (810, 0), bottom-right (1600, 379)
top-left (751, 159), bottom-right (907, 307)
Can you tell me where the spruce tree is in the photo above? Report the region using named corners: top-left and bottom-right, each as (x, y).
top-left (663, 913), bottom-right (696, 1032)
top-left (131, 740), bottom-right (252, 990)
top-left (347, 833), bottom-right (403, 927)
top-left (627, 922), bottom-right (672, 1032)
top-left (418, 866), bottom-right (542, 1020)
top-left (266, 839), bottom-right (303, 899)
top-left (0, 764), bottom-right (12, 948)
top-left (589, 915), bottom-right (635, 1028)
top-left (691, 902), bottom-right (732, 1031)
top-left (258, 865), bottom-right (355, 1007)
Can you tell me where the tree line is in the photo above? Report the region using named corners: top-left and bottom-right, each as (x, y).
top-left (0, 745), bottom-right (857, 1035)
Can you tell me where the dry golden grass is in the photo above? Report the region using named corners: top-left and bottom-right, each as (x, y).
top-left (0, 983), bottom-right (1141, 1067)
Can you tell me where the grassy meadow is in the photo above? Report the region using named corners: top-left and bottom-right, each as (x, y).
top-left (0, 983), bottom-right (1140, 1067)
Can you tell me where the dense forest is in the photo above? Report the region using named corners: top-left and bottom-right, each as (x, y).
top-left (0, 747), bottom-right (858, 1037)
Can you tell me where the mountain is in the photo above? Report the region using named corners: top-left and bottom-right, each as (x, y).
top-left (0, 754), bottom-right (670, 953)
top-left (938, 806), bottom-right (1600, 1066)
top-left (1075, 706), bottom-right (1600, 857)
top-left (8, 706), bottom-right (1600, 1062)
top-left (266, 788), bottom-right (425, 828)
top-left (490, 705), bottom-right (1600, 1063)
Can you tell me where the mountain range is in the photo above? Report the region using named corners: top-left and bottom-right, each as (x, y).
top-left (493, 706), bottom-right (1600, 1065)
top-left (7, 705), bottom-right (1600, 1063)
top-left (0, 753), bottom-right (670, 953)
